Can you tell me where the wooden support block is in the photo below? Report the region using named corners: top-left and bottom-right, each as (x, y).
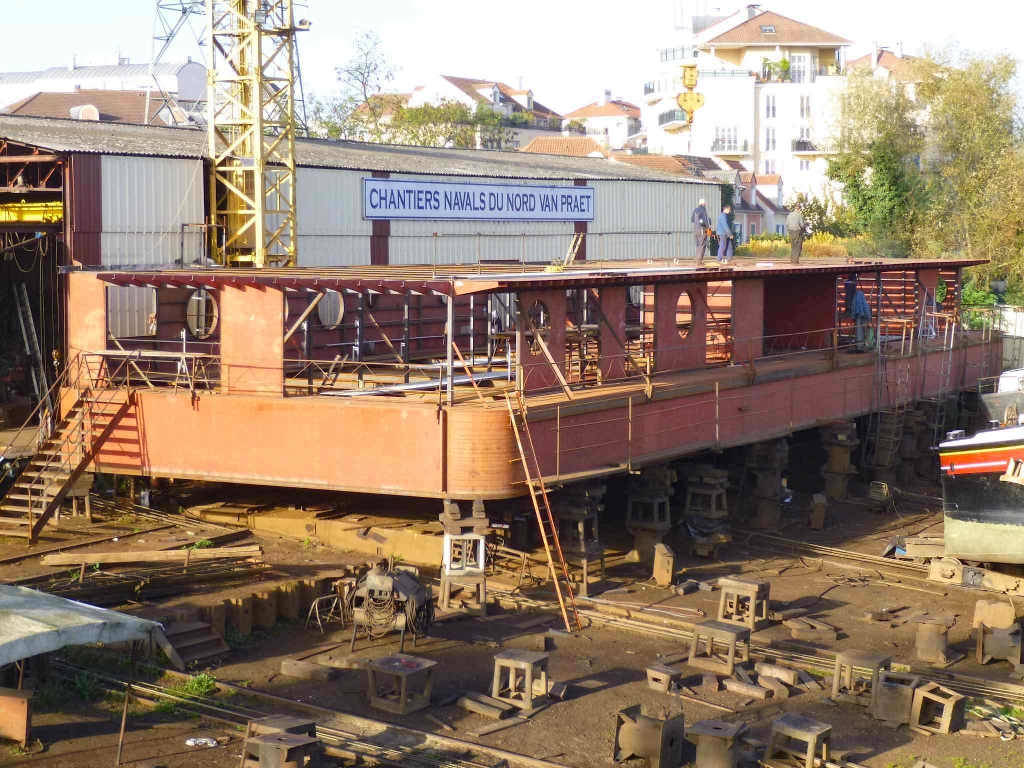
top-left (769, 607), bottom-right (808, 621)
top-left (703, 672), bottom-right (721, 693)
top-left (200, 601), bottom-right (227, 638)
top-left (721, 678), bottom-right (771, 699)
top-left (734, 667), bottom-right (754, 685)
top-left (797, 670), bottom-right (823, 691)
top-left (277, 582), bottom-right (301, 622)
top-left (253, 591), bottom-right (277, 631)
top-left (298, 578), bottom-right (320, 612)
top-left (280, 659), bottom-right (338, 681)
top-left (757, 675), bottom-right (790, 699)
top-left (458, 695), bottom-right (509, 720)
top-left (754, 662), bottom-right (799, 686)
top-left (41, 546), bottom-right (262, 566)
top-left (229, 595), bottom-right (253, 636)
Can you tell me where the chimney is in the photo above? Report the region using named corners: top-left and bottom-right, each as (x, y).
top-left (518, 76), bottom-right (523, 90)
top-left (870, 42), bottom-right (878, 69)
top-left (747, 4), bottom-right (760, 19)
top-left (68, 54), bottom-right (77, 72)
top-left (599, 89), bottom-right (611, 106)
top-left (897, 42), bottom-right (904, 59)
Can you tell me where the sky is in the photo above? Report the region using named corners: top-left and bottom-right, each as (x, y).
top-left (2, 1), bottom-right (1022, 115)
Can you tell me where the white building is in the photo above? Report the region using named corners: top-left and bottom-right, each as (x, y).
top-left (563, 91), bottom-right (641, 150)
top-left (0, 59), bottom-right (207, 114)
top-left (406, 75), bottom-right (564, 149)
top-left (640, 5), bottom-right (850, 201)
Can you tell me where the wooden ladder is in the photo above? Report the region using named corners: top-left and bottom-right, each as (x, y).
top-left (505, 391), bottom-right (582, 632)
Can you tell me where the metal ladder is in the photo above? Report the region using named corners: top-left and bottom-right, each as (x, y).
top-left (505, 391), bottom-right (582, 632)
top-left (867, 356), bottom-right (910, 470)
top-left (11, 282), bottom-right (51, 412)
top-left (925, 312), bottom-right (957, 447)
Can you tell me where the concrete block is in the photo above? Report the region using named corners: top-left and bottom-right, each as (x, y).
top-left (228, 595), bottom-right (252, 636)
top-left (972, 600), bottom-right (1017, 630)
top-left (872, 671), bottom-right (920, 725)
top-left (722, 678), bottom-right (771, 699)
top-left (754, 662), bottom-right (799, 686)
top-left (280, 658), bottom-right (338, 681)
top-left (703, 672), bottom-right (721, 693)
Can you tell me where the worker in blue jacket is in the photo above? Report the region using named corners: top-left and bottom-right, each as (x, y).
top-left (716, 204), bottom-right (734, 264)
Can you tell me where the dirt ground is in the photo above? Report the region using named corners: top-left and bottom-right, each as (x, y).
top-left (3, 479), bottom-right (1024, 768)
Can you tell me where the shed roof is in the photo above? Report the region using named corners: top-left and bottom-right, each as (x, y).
top-left (0, 63), bottom-right (193, 85)
top-left (0, 585), bottom-right (158, 667)
top-left (0, 115), bottom-right (715, 182)
top-left (2, 89), bottom-right (154, 124)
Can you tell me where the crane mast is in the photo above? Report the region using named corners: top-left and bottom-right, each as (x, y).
top-left (206, 0), bottom-right (306, 267)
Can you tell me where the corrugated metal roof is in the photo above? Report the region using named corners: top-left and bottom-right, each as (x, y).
top-left (0, 114), bottom-right (720, 183)
top-left (0, 63), bottom-right (191, 84)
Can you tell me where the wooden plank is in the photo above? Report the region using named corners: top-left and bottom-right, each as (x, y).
top-left (41, 545), bottom-right (262, 566)
top-left (721, 678), bottom-right (771, 699)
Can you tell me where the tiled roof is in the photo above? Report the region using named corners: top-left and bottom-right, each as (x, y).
top-left (564, 101), bottom-right (641, 120)
top-left (440, 76), bottom-right (561, 119)
top-left (679, 154), bottom-right (723, 173)
top-left (756, 190), bottom-right (789, 214)
top-left (756, 173), bottom-right (781, 186)
top-left (0, 114), bottom-right (721, 183)
top-left (521, 136), bottom-right (609, 158)
top-left (740, 171), bottom-right (755, 184)
top-left (613, 154), bottom-right (688, 173)
top-left (723, 159), bottom-right (746, 171)
top-left (1, 89), bottom-right (155, 124)
top-left (847, 49), bottom-right (920, 81)
top-left (703, 10), bottom-right (851, 47)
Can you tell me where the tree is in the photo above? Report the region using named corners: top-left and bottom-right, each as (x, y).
top-left (308, 32), bottom-right (398, 140)
top-left (914, 51), bottom-right (1024, 279)
top-left (390, 101), bottom-right (477, 148)
top-left (826, 70), bottom-right (925, 256)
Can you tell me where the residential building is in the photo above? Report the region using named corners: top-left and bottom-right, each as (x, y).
top-left (406, 75), bottom-right (563, 149)
top-left (847, 45), bottom-right (921, 96)
top-left (0, 59), bottom-right (206, 115)
top-left (520, 136), bottom-right (609, 158)
top-left (1, 88), bottom-right (173, 124)
top-left (613, 153), bottom-right (721, 176)
top-left (640, 4), bottom-right (851, 201)
top-left (563, 91), bottom-right (641, 150)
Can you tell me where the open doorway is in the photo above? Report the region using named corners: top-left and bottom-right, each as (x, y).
top-left (705, 281), bottom-right (732, 364)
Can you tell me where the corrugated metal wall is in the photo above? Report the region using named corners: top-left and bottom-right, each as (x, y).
top-left (100, 155), bottom-right (205, 267)
top-left (296, 168), bottom-right (372, 267)
top-left (387, 175), bottom-right (575, 266)
top-left (101, 155), bottom-right (204, 337)
top-left (586, 179), bottom-right (719, 262)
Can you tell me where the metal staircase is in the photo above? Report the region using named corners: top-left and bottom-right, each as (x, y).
top-left (923, 312), bottom-right (958, 447)
top-left (0, 354), bottom-right (134, 544)
top-left (505, 391), bottom-right (582, 632)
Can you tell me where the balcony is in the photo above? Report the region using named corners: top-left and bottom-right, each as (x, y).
top-left (659, 46), bottom-right (698, 63)
top-left (658, 109), bottom-right (689, 130)
top-left (711, 138), bottom-right (749, 154)
top-left (644, 82), bottom-right (656, 95)
top-left (757, 65), bottom-right (846, 84)
top-left (791, 138), bottom-right (835, 154)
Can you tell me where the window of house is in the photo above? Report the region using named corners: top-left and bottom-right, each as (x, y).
top-left (733, 223), bottom-right (743, 242)
top-left (765, 127), bottom-right (776, 151)
top-left (791, 55), bottom-right (809, 83)
top-left (765, 94), bottom-right (776, 119)
top-left (800, 159), bottom-right (810, 171)
top-left (799, 126), bottom-right (810, 139)
top-left (764, 159), bottom-right (776, 174)
top-left (750, 224), bottom-right (758, 238)
top-left (800, 94), bottom-right (812, 118)
top-left (714, 126), bottom-right (738, 151)
top-left (760, 24), bottom-right (776, 33)
top-left (776, 224), bottom-right (785, 235)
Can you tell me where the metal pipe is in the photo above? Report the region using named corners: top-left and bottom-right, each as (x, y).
top-left (446, 296), bottom-right (454, 406)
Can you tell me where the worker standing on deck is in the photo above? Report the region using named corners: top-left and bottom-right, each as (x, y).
top-left (691, 198), bottom-right (711, 265)
top-left (851, 284), bottom-right (872, 352)
top-left (716, 204), bottom-right (734, 264)
top-left (786, 202), bottom-right (806, 264)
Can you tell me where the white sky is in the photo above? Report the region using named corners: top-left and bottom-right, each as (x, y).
top-left (1, 1), bottom-right (1021, 115)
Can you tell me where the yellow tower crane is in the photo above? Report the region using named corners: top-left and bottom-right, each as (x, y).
top-left (206, 0), bottom-right (307, 267)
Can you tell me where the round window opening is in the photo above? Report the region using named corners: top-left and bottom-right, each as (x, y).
top-left (676, 290), bottom-right (694, 340)
top-left (186, 289), bottom-right (219, 340)
top-left (317, 289), bottom-right (345, 330)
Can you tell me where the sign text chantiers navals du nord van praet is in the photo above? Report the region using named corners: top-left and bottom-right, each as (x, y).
top-left (362, 177), bottom-right (595, 222)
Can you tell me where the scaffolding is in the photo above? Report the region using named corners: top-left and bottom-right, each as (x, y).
top-left (207, 0), bottom-right (306, 267)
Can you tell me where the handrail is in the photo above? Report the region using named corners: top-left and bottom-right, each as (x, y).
top-left (0, 353), bottom-right (76, 463)
top-left (18, 353), bottom-right (138, 526)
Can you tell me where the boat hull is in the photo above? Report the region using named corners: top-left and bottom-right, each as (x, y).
top-left (941, 471), bottom-right (1024, 563)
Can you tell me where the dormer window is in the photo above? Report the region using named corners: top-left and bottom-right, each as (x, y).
top-left (492, 85), bottom-right (500, 105)
top-left (760, 24), bottom-right (776, 33)
top-left (527, 92), bottom-right (534, 110)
